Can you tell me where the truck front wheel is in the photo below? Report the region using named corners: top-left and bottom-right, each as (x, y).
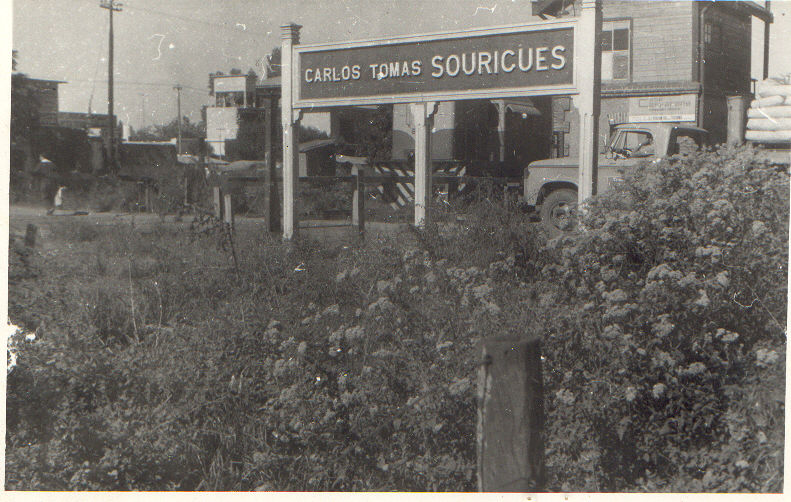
top-left (540, 188), bottom-right (578, 233)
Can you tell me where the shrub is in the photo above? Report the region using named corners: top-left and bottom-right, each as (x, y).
top-left (535, 144), bottom-right (787, 491)
top-left (6, 144), bottom-right (786, 491)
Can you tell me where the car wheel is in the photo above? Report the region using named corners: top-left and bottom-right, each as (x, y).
top-left (540, 188), bottom-right (578, 234)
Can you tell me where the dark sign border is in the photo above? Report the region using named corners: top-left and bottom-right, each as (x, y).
top-left (293, 19), bottom-right (578, 108)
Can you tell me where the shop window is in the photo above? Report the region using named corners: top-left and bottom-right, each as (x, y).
top-left (601, 20), bottom-right (630, 81)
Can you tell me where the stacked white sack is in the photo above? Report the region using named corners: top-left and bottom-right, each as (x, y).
top-left (746, 75), bottom-right (791, 143)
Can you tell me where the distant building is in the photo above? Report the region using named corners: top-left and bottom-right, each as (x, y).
top-left (531, 0), bottom-right (773, 150)
top-left (58, 111), bottom-right (118, 136)
top-left (23, 77), bottom-right (64, 126)
top-left (205, 73), bottom-right (262, 157)
top-left (58, 111), bottom-right (120, 173)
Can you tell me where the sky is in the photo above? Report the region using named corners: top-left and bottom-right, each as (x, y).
top-left (9, 0), bottom-right (791, 130)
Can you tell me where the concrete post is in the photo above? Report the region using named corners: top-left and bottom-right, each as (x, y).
top-left (577, 0), bottom-right (602, 205)
top-left (411, 102), bottom-right (437, 227)
top-left (281, 23), bottom-right (302, 240)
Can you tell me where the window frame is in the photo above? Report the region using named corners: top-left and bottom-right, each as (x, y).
top-left (601, 18), bottom-right (633, 83)
top-left (611, 128), bottom-right (654, 157)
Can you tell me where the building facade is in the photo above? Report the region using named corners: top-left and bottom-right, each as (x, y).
top-left (536, 0), bottom-right (771, 155)
top-left (390, 0), bottom-right (769, 168)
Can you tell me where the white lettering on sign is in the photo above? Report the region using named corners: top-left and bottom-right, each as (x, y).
top-left (428, 45), bottom-right (565, 78)
top-left (551, 46), bottom-right (566, 69)
top-left (368, 60), bottom-right (422, 80)
top-left (305, 64), bottom-right (362, 83)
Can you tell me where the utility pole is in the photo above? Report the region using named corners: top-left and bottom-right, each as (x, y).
top-left (100, 0), bottom-right (122, 172)
top-left (763, 0), bottom-right (771, 80)
top-left (174, 84), bottom-right (183, 154)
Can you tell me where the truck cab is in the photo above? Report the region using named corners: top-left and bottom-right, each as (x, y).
top-left (524, 122), bottom-right (707, 232)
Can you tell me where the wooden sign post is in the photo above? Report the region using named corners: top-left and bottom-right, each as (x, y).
top-left (577, 0), bottom-right (602, 204)
top-left (281, 23), bottom-right (302, 240)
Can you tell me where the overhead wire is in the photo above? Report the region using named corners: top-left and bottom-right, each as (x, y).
top-left (120, 2), bottom-right (270, 37)
top-left (68, 78), bottom-right (206, 93)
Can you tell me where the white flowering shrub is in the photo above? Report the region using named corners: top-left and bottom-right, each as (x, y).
top-left (536, 144), bottom-right (788, 491)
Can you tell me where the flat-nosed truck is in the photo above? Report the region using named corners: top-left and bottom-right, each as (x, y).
top-left (523, 122), bottom-right (708, 232)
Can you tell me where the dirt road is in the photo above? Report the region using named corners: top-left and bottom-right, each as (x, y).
top-left (7, 204), bottom-right (415, 246)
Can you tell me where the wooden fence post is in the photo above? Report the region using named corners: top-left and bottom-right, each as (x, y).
top-left (263, 166), bottom-right (272, 232)
top-left (352, 167), bottom-right (365, 235)
top-left (144, 183), bottom-right (152, 213)
top-left (477, 336), bottom-right (545, 492)
top-left (24, 224), bottom-right (37, 247)
top-left (213, 186), bottom-right (223, 219)
top-left (223, 192), bottom-right (234, 229)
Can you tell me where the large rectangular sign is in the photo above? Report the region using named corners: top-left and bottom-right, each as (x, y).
top-left (213, 75), bottom-right (248, 94)
top-left (295, 22), bottom-right (575, 106)
top-left (628, 94), bottom-right (697, 122)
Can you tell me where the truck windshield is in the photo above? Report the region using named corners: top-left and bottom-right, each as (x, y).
top-left (611, 130), bottom-right (655, 157)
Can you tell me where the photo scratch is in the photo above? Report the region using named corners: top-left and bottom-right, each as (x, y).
top-left (149, 33), bottom-right (165, 60)
top-left (474, 4), bottom-right (497, 15)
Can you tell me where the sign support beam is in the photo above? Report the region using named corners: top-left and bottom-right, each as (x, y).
top-left (577, 0), bottom-right (602, 205)
top-left (281, 23), bottom-right (302, 240)
top-left (411, 102), bottom-right (437, 227)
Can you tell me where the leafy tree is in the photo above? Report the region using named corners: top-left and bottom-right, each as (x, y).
top-left (11, 53), bottom-right (41, 173)
top-left (263, 47), bottom-right (281, 78)
top-left (130, 117), bottom-right (206, 142)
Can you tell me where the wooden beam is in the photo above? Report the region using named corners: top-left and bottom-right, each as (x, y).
top-left (281, 23), bottom-right (302, 240)
top-left (213, 186), bottom-right (222, 219)
top-left (352, 167), bottom-right (365, 235)
top-left (577, 0), bottom-right (602, 205)
top-left (411, 101), bottom-right (437, 227)
top-left (223, 193), bottom-right (234, 228)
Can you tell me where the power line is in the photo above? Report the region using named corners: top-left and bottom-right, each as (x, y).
top-left (121, 2), bottom-right (270, 37)
top-left (67, 78), bottom-right (206, 93)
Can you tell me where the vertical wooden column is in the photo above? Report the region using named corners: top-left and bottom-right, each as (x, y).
top-left (264, 98), bottom-right (273, 171)
top-left (213, 186), bottom-right (222, 219)
top-left (183, 170), bottom-right (189, 205)
top-left (727, 95), bottom-right (748, 145)
top-left (145, 183), bottom-right (153, 213)
top-left (494, 99), bottom-right (507, 162)
top-left (281, 23), bottom-right (302, 240)
top-left (352, 166), bottom-right (365, 235)
top-left (411, 102), bottom-right (436, 227)
top-left (577, 0), bottom-right (602, 205)
top-left (477, 336), bottom-right (545, 492)
top-left (223, 192), bottom-right (234, 228)
top-left (261, 164), bottom-right (272, 232)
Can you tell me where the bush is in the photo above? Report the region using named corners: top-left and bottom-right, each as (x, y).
top-left (5, 144), bottom-right (787, 491)
top-left (535, 144), bottom-right (787, 491)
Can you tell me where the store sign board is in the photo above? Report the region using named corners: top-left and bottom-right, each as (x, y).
top-left (628, 94), bottom-right (697, 122)
top-left (213, 76), bottom-right (248, 94)
top-left (296, 24), bottom-right (575, 104)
